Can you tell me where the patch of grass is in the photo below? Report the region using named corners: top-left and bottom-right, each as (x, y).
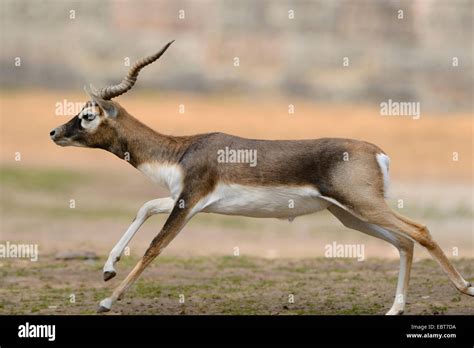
top-left (133, 280), bottom-right (215, 299)
top-left (91, 288), bottom-right (109, 300)
top-left (155, 256), bottom-right (209, 269)
top-left (339, 302), bottom-right (383, 315)
top-left (429, 304), bottom-right (448, 314)
top-left (416, 259), bottom-right (436, 267)
top-left (114, 255), bottom-right (140, 268)
top-left (2, 199), bottom-right (133, 221)
top-left (215, 256), bottom-right (258, 270)
top-left (134, 281), bottom-right (163, 298)
top-left (450, 295), bottom-right (461, 303)
top-left (276, 266), bottom-right (315, 274)
top-left (79, 309), bottom-right (97, 314)
top-left (220, 304), bottom-right (261, 315)
top-left (0, 166), bottom-right (83, 192)
top-left (30, 305), bottom-right (41, 313)
top-left (33, 261), bottom-right (71, 270)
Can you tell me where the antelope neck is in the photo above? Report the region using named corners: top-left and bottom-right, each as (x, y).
top-left (105, 114), bottom-right (187, 168)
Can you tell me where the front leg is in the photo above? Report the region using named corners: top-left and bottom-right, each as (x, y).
top-left (103, 197), bottom-right (174, 281)
top-left (98, 191), bottom-right (203, 313)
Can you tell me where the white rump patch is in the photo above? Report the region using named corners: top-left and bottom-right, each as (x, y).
top-left (137, 162), bottom-right (184, 199)
top-left (376, 153), bottom-right (390, 198)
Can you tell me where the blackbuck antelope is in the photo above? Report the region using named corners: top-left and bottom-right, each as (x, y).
top-left (50, 41), bottom-right (473, 314)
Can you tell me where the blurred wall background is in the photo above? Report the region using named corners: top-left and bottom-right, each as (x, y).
top-left (1, 0), bottom-right (472, 112)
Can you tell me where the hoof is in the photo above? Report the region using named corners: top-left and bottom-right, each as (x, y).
top-left (103, 271), bottom-right (116, 281)
top-left (386, 308), bottom-right (404, 315)
top-left (462, 285), bottom-right (474, 296)
top-left (98, 298), bottom-right (112, 313)
top-left (97, 305), bottom-right (110, 313)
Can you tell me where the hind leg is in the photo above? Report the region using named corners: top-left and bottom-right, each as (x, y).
top-left (329, 205), bottom-right (414, 315)
top-left (357, 202), bottom-right (473, 296)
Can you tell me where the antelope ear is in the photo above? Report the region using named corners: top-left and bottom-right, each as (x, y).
top-left (83, 85), bottom-right (118, 118)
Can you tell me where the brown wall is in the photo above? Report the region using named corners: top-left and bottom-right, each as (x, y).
top-left (0, 0), bottom-right (472, 111)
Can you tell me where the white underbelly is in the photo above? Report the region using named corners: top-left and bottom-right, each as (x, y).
top-left (198, 184), bottom-right (331, 219)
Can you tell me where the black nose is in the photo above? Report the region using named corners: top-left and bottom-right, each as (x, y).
top-left (50, 129), bottom-right (56, 136)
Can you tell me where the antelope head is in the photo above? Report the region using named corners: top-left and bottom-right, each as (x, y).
top-left (50, 41), bottom-right (174, 150)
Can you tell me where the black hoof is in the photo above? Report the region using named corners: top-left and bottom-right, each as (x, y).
top-left (103, 271), bottom-right (116, 281)
top-left (97, 305), bottom-right (110, 313)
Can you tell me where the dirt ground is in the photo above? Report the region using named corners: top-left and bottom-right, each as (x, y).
top-left (0, 91), bottom-right (472, 315)
top-left (0, 255), bottom-right (472, 315)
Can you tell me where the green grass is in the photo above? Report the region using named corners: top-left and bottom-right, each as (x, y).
top-left (1, 198), bottom-right (134, 220)
top-left (133, 280), bottom-right (214, 299)
top-left (0, 166), bottom-right (83, 192)
top-left (215, 255), bottom-right (259, 269)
